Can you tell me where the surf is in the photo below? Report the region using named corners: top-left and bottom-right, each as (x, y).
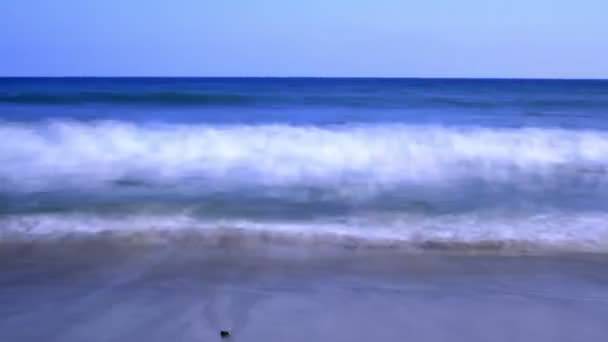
top-left (2, 121), bottom-right (608, 192)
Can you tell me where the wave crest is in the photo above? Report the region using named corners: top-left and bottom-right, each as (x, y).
top-left (2, 121), bottom-right (608, 192)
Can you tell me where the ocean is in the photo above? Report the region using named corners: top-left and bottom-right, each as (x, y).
top-left (1, 78), bottom-right (608, 341)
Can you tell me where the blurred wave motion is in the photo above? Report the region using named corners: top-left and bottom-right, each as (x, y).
top-left (2, 78), bottom-right (608, 254)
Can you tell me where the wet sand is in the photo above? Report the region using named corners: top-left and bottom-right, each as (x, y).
top-left (1, 243), bottom-right (608, 342)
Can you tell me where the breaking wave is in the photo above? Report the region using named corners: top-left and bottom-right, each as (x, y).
top-left (2, 120), bottom-right (608, 254)
top-left (1, 211), bottom-right (607, 254)
top-left (2, 121), bottom-right (608, 192)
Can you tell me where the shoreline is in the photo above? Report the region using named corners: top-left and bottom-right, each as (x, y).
top-left (2, 243), bottom-right (608, 341)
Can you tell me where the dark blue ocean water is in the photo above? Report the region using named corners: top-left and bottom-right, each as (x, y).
top-left (2, 78), bottom-right (608, 253)
top-left (2, 78), bottom-right (608, 128)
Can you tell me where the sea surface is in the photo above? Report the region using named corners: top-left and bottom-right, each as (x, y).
top-left (1, 78), bottom-right (608, 341)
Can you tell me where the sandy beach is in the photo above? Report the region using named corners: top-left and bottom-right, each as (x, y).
top-left (1, 242), bottom-right (607, 342)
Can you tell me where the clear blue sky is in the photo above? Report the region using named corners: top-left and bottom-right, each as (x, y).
top-left (1, 0), bottom-right (607, 78)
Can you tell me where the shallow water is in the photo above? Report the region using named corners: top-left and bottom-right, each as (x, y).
top-left (1, 244), bottom-right (607, 342)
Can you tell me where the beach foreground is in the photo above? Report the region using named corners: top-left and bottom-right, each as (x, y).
top-left (1, 243), bottom-right (607, 342)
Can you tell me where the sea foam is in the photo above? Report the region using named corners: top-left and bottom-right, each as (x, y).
top-left (1, 211), bottom-right (607, 253)
top-left (2, 121), bottom-right (608, 192)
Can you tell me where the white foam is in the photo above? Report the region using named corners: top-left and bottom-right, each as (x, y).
top-left (2, 121), bottom-right (608, 192)
top-left (2, 211), bottom-right (608, 253)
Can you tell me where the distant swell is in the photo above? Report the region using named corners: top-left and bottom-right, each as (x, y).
top-left (0, 92), bottom-right (255, 106)
top-left (3, 91), bottom-right (608, 109)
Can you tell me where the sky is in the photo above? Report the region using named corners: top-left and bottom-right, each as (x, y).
top-left (1, 0), bottom-right (607, 78)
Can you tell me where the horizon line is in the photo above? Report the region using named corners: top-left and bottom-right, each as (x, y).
top-left (1, 76), bottom-right (607, 81)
